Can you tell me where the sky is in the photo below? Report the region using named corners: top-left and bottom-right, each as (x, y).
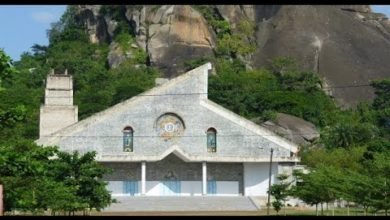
top-left (0, 5), bottom-right (66, 61)
top-left (0, 5), bottom-right (390, 62)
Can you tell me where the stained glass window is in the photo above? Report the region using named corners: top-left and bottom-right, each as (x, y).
top-left (123, 126), bottom-right (133, 152)
top-left (207, 128), bottom-right (217, 152)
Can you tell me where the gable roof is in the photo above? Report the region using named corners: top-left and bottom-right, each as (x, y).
top-left (200, 99), bottom-right (298, 153)
top-left (36, 63), bottom-right (299, 162)
top-left (37, 63), bottom-right (212, 145)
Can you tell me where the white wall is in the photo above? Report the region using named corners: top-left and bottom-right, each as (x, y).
top-left (108, 181), bottom-right (239, 196)
top-left (243, 162), bottom-right (278, 196)
top-left (180, 181), bottom-right (202, 196)
top-left (146, 181), bottom-right (161, 196)
top-left (216, 181), bottom-right (239, 196)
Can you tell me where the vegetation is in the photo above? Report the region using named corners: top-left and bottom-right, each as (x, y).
top-left (208, 57), bottom-right (337, 126)
top-left (193, 5), bottom-right (256, 58)
top-left (269, 174), bottom-right (292, 215)
top-left (0, 140), bottom-right (113, 215)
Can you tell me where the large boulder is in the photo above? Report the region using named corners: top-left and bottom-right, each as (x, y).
top-left (259, 113), bottom-right (320, 146)
top-left (144, 5), bottom-right (216, 78)
top-left (249, 5), bottom-right (390, 108)
top-left (107, 42), bottom-right (132, 69)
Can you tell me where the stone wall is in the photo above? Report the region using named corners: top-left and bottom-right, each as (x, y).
top-left (102, 162), bottom-right (141, 181)
top-left (208, 162), bottom-right (244, 194)
top-left (146, 154), bottom-right (202, 181)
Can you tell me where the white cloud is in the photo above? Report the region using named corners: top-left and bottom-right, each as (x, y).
top-left (31, 11), bottom-right (58, 24)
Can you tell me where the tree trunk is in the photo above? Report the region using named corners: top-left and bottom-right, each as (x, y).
top-left (326, 202), bottom-right (328, 216)
top-left (332, 201), bottom-right (335, 216)
top-left (321, 202), bottom-right (323, 216)
top-left (364, 206), bottom-right (367, 216)
top-left (316, 204), bottom-right (318, 216)
top-left (347, 201), bottom-right (350, 216)
top-left (284, 200), bottom-right (286, 216)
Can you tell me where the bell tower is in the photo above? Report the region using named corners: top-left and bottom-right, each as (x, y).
top-left (39, 69), bottom-right (78, 138)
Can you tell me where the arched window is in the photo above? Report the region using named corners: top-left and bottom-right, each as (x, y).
top-left (207, 128), bottom-right (217, 152)
top-left (123, 126), bottom-right (133, 152)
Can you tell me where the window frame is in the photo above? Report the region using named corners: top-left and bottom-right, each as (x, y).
top-left (206, 127), bottom-right (217, 153)
top-left (123, 126), bottom-right (134, 152)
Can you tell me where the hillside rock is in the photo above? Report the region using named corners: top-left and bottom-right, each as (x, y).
top-left (143, 5), bottom-right (216, 78)
top-left (107, 42), bottom-right (131, 68)
top-left (250, 5), bottom-right (390, 108)
top-left (76, 5), bottom-right (109, 43)
top-left (75, 5), bottom-right (390, 107)
top-left (260, 113), bottom-right (320, 146)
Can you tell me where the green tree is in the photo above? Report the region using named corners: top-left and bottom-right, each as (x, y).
top-left (0, 49), bottom-right (26, 128)
top-left (371, 78), bottom-right (390, 110)
top-left (0, 140), bottom-right (112, 215)
top-left (109, 63), bottom-right (159, 104)
top-left (48, 6), bottom-right (89, 44)
top-left (321, 116), bottom-right (378, 148)
top-left (0, 140), bottom-right (59, 213)
top-left (291, 165), bottom-right (340, 216)
top-left (269, 174), bottom-right (292, 215)
top-left (52, 151), bottom-right (113, 213)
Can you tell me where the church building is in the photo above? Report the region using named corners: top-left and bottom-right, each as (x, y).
top-left (36, 63), bottom-right (299, 198)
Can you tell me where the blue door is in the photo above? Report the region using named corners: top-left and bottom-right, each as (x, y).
top-left (123, 181), bottom-right (138, 196)
top-left (161, 181), bottom-right (181, 195)
top-left (207, 180), bottom-right (217, 195)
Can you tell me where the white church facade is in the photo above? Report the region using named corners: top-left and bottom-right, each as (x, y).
top-left (36, 63), bottom-right (299, 198)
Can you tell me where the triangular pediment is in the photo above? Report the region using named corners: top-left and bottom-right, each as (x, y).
top-left (37, 62), bottom-right (299, 163)
top-left (158, 145), bottom-right (192, 162)
top-left (36, 63), bottom-right (212, 146)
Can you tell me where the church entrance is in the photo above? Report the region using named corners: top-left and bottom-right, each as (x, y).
top-left (103, 154), bottom-right (243, 196)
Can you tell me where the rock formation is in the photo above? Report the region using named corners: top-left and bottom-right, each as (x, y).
top-left (260, 113), bottom-right (320, 146)
top-left (75, 5), bottom-right (390, 107)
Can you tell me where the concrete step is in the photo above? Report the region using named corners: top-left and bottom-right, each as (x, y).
top-left (103, 196), bottom-right (260, 212)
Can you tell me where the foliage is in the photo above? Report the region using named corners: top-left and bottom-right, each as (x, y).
top-left (52, 151), bottom-right (112, 212)
top-left (115, 32), bottom-right (134, 52)
top-left (0, 49), bottom-right (18, 90)
top-left (371, 78), bottom-right (390, 109)
top-left (269, 174), bottom-right (292, 214)
top-left (184, 56), bottom-right (212, 71)
top-left (370, 78), bottom-right (390, 135)
top-left (216, 20), bottom-right (256, 57)
top-left (109, 63), bottom-right (160, 104)
top-left (192, 5), bottom-right (230, 37)
top-left (301, 146), bottom-right (365, 170)
top-left (0, 49), bottom-right (27, 129)
top-left (295, 148), bottom-right (390, 215)
top-left (48, 6), bottom-right (89, 44)
top-left (0, 140), bottom-right (112, 214)
top-left (290, 165), bottom-right (340, 215)
top-left (209, 57), bottom-right (337, 126)
top-left (362, 138), bottom-right (390, 161)
top-left (100, 5), bottom-right (133, 36)
top-left (320, 112), bottom-right (378, 148)
top-left (193, 6), bottom-right (255, 58)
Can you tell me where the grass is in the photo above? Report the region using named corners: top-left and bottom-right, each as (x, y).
top-left (91, 207), bottom-right (388, 216)
top-left (6, 207), bottom-right (388, 216)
